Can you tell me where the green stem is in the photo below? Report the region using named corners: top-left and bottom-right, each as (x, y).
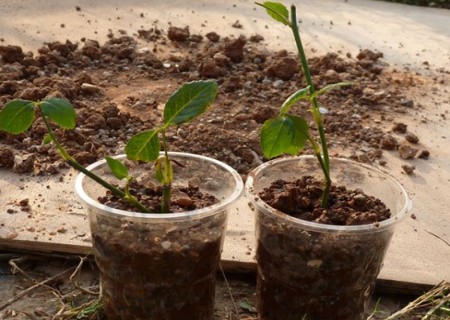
top-left (68, 159), bottom-right (151, 213)
top-left (40, 110), bottom-right (71, 161)
top-left (124, 178), bottom-right (152, 213)
top-left (160, 130), bottom-right (172, 213)
top-left (290, 5), bottom-right (331, 207)
top-left (40, 110), bottom-right (151, 213)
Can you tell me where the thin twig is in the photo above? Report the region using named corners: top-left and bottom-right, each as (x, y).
top-left (0, 266), bottom-right (75, 311)
top-left (9, 257), bottom-right (31, 279)
top-left (58, 285), bottom-right (100, 302)
top-left (49, 256), bottom-right (102, 319)
top-left (9, 257), bottom-right (63, 299)
top-left (69, 256), bottom-right (99, 295)
top-left (219, 264), bottom-right (240, 319)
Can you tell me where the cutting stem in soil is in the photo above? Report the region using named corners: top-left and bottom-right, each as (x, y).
top-left (122, 80), bottom-right (218, 213)
top-left (290, 5), bottom-right (331, 205)
top-left (160, 129), bottom-right (172, 213)
top-left (256, 1), bottom-right (351, 207)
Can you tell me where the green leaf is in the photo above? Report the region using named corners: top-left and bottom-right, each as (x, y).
top-left (310, 82), bottom-right (353, 100)
top-left (256, 2), bottom-right (290, 26)
top-left (260, 115), bottom-right (309, 159)
top-left (239, 299), bottom-right (257, 313)
top-left (0, 99), bottom-right (35, 134)
top-left (125, 129), bottom-right (160, 162)
top-left (105, 156), bottom-right (129, 180)
top-left (279, 86), bottom-right (310, 115)
top-left (40, 98), bottom-right (76, 129)
top-left (164, 80), bottom-right (218, 126)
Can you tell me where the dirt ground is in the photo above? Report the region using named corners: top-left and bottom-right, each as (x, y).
top-left (0, 252), bottom-right (419, 320)
top-left (0, 253), bottom-right (260, 320)
top-left (0, 25), bottom-right (437, 175)
top-left (0, 1), bottom-right (449, 319)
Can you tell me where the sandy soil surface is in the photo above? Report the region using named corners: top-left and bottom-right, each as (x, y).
top-left (1, 0), bottom-right (449, 70)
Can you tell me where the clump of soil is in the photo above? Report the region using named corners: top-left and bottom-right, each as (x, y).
top-left (0, 24), bottom-right (427, 177)
top-left (0, 146), bottom-right (14, 168)
top-left (259, 176), bottom-right (391, 226)
top-left (90, 198), bottom-right (227, 319)
top-left (98, 182), bottom-right (218, 213)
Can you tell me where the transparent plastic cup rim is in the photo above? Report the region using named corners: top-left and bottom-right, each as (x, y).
top-left (246, 155), bottom-right (412, 234)
top-left (75, 152), bottom-right (244, 220)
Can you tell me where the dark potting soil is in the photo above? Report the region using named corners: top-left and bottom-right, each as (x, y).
top-left (256, 176), bottom-right (395, 319)
top-left (91, 181), bottom-right (227, 319)
top-left (91, 210), bottom-right (226, 319)
top-left (97, 180), bottom-right (218, 213)
top-left (259, 175), bottom-right (391, 225)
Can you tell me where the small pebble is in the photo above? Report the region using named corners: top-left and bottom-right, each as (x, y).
top-left (6, 231), bottom-right (19, 240)
top-left (418, 150), bottom-right (430, 159)
top-left (81, 83), bottom-right (102, 94)
top-left (393, 122), bottom-right (408, 134)
top-left (161, 241), bottom-right (171, 250)
top-left (380, 134), bottom-right (398, 150)
top-left (405, 133), bottom-right (419, 144)
top-left (402, 164), bottom-right (415, 175)
top-left (272, 79), bottom-right (284, 88)
top-left (400, 99), bottom-right (414, 108)
top-left (33, 308), bottom-right (46, 317)
top-left (398, 144), bottom-right (418, 159)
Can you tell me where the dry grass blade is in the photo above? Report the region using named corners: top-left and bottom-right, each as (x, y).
top-left (50, 256), bottom-right (102, 319)
top-left (423, 289), bottom-right (450, 320)
top-left (425, 230), bottom-right (450, 249)
top-left (0, 265), bottom-right (75, 311)
top-left (385, 281), bottom-right (450, 320)
top-left (219, 264), bottom-right (240, 319)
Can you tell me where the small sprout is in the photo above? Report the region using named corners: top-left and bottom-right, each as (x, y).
top-left (125, 80), bottom-right (218, 212)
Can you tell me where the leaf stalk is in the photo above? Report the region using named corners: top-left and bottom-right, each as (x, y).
top-left (40, 105), bottom-right (151, 213)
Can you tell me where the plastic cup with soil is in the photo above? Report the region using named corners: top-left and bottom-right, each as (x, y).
top-left (75, 152), bottom-right (243, 320)
top-left (245, 155), bottom-right (411, 320)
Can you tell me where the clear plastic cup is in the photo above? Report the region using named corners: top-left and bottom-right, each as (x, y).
top-left (246, 155), bottom-right (411, 320)
top-left (76, 152), bottom-right (243, 320)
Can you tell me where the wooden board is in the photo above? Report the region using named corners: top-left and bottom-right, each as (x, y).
top-left (1, 0), bottom-right (450, 293)
top-left (0, 168), bottom-right (255, 266)
top-left (1, 82), bottom-right (449, 290)
top-left (1, 128), bottom-right (450, 293)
